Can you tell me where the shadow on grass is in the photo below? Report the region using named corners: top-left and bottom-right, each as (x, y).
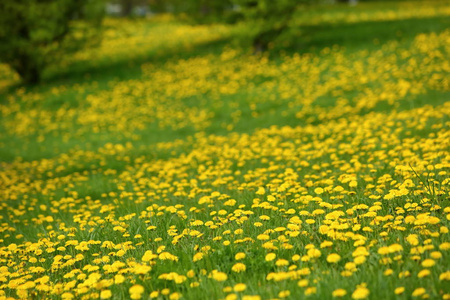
top-left (281, 15), bottom-right (449, 54)
top-left (51, 36), bottom-right (234, 85)
top-left (0, 35), bottom-right (234, 99)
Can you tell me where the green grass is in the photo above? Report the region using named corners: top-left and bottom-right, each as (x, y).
top-left (0, 1), bottom-right (449, 300)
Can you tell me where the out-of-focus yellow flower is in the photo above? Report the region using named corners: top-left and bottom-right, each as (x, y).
top-left (412, 288), bottom-right (426, 297)
top-left (307, 248), bottom-right (321, 258)
top-left (265, 253), bottom-right (276, 261)
top-left (100, 290), bottom-right (112, 299)
top-left (235, 252), bottom-right (246, 260)
top-left (332, 289), bottom-right (347, 297)
top-left (278, 290), bottom-right (290, 298)
top-left (129, 285), bottom-right (144, 300)
top-left (212, 271), bottom-right (228, 282)
top-left (232, 263), bottom-right (246, 273)
top-left (418, 269), bottom-right (430, 278)
top-left (193, 252), bottom-right (203, 262)
top-left (421, 259), bottom-right (435, 268)
top-left (327, 253), bottom-right (341, 263)
top-left (352, 283), bottom-right (369, 299)
top-left (234, 283), bottom-right (247, 292)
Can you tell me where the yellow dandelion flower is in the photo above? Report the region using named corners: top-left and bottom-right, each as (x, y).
top-left (161, 288), bottom-right (170, 295)
top-left (352, 283), bottom-right (369, 299)
top-left (417, 269), bottom-right (430, 278)
top-left (275, 259), bottom-right (289, 266)
top-left (332, 289), bottom-right (347, 297)
top-left (440, 242), bottom-right (450, 250)
top-left (234, 283), bottom-right (247, 292)
top-left (212, 271), bottom-right (228, 282)
top-left (406, 234), bottom-right (419, 246)
top-left (187, 270), bottom-right (195, 278)
top-left (265, 253), bottom-right (276, 261)
top-left (279, 290), bottom-right (290, 298)
top-left (114, 274), bottom-right (125, 284)
top-left (314, 187), bottom-right (324, 194)
top-left (256, 187), bottom-right (265, 195)
top-left (150, 291), bottom-right (159, 298)
top-left (305, 287), bottom-right (317, 295)
top-left (421, 259), bottom-right (435, 268)
top-left (193, 252), bottom-right (204, 262)
top-left (257, 234), bottom-right (270, 240)
top-left (412, 288), bottom-right (426, 297)
top-left (327, 253), bottom-right (341, 263)
top-left (430, 251), bottom-right (442, 259)
top-left (439, 271), bottom-right (450, 281)
top-left (169, 292), bottom-right (181, 300)
top-left (100, 290), bottom-right (112, 299)
top-left (61, 293), bottom-right (74, 300)
top-left (298, 279), bottom-right (308, 287)
top-left (320, 241), bottom-right (333, 248)
top-left (378, 246), bottom-right (390, 255)
top-left (225, 294), bottom-right (238, 300)
top-left (354, 256), bottom-right (366, 265)
top-left (235, 252), bottom-right (246, 260)
top-left (307, 248), bottom-right (321, 258)
top-left (159, 252), bottom-right (178, 261)
top-left (349, 180), bottom-right (358, 188)
top-left (129, 285), bottom-right (144, 300)
top-left (231, 263), bottom-right (246, 273)
top-left (242, 296), bottom-right (261, 300)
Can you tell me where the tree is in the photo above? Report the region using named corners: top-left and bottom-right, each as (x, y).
top-left (117, 0), bottom-right (148, 17)
top-left (154, 0), bottom-right (308, 52)
top-left (231, 0), bottom-right (309, 52)
top-left (0, 0), bottom-right (104, 84)
top-left (149, 0), bottom-right (236, 24)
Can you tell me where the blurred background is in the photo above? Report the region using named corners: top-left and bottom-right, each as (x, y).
top-left (1, 0), bottom-right (449, 87)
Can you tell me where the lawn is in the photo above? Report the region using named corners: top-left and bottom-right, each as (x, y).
top-left (0, 1), bottom-right (449, 299)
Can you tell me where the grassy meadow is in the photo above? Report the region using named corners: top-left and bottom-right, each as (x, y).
top-left (0, 1), bottom-right (450, 299)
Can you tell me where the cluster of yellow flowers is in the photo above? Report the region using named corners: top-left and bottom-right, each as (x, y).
top-left (297, 0), bottom-right (450, 26)
top-left (0, 2), bottom-right (449, 300)
top-left (2, 29), bottom-right (449, 145)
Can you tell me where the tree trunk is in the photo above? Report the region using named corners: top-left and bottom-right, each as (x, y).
top-left (121, 0), bottom-right (134, 17)
top-left (15, 53), bottom-right (41, 84)
top-left (14, 20), bottom-right (41, 84)
top-left (252, 31), bottom-right (271, 53)
top-left (21, 65), bottom-right (40, 84)
top-left (252, 25), bottom-right (287, 54)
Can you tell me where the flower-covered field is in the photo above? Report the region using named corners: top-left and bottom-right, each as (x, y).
top-left (0, 1), bottom-right (449, 299)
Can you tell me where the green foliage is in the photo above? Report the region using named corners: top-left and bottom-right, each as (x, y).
top-left (0, 0), bottom-right (104, 84)
top-left (149, 0), bottom-right (236, 24)
top-left (231, 0), bottom-right (310, 51)
top-left (148, 0), bottom-right (309, 50)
